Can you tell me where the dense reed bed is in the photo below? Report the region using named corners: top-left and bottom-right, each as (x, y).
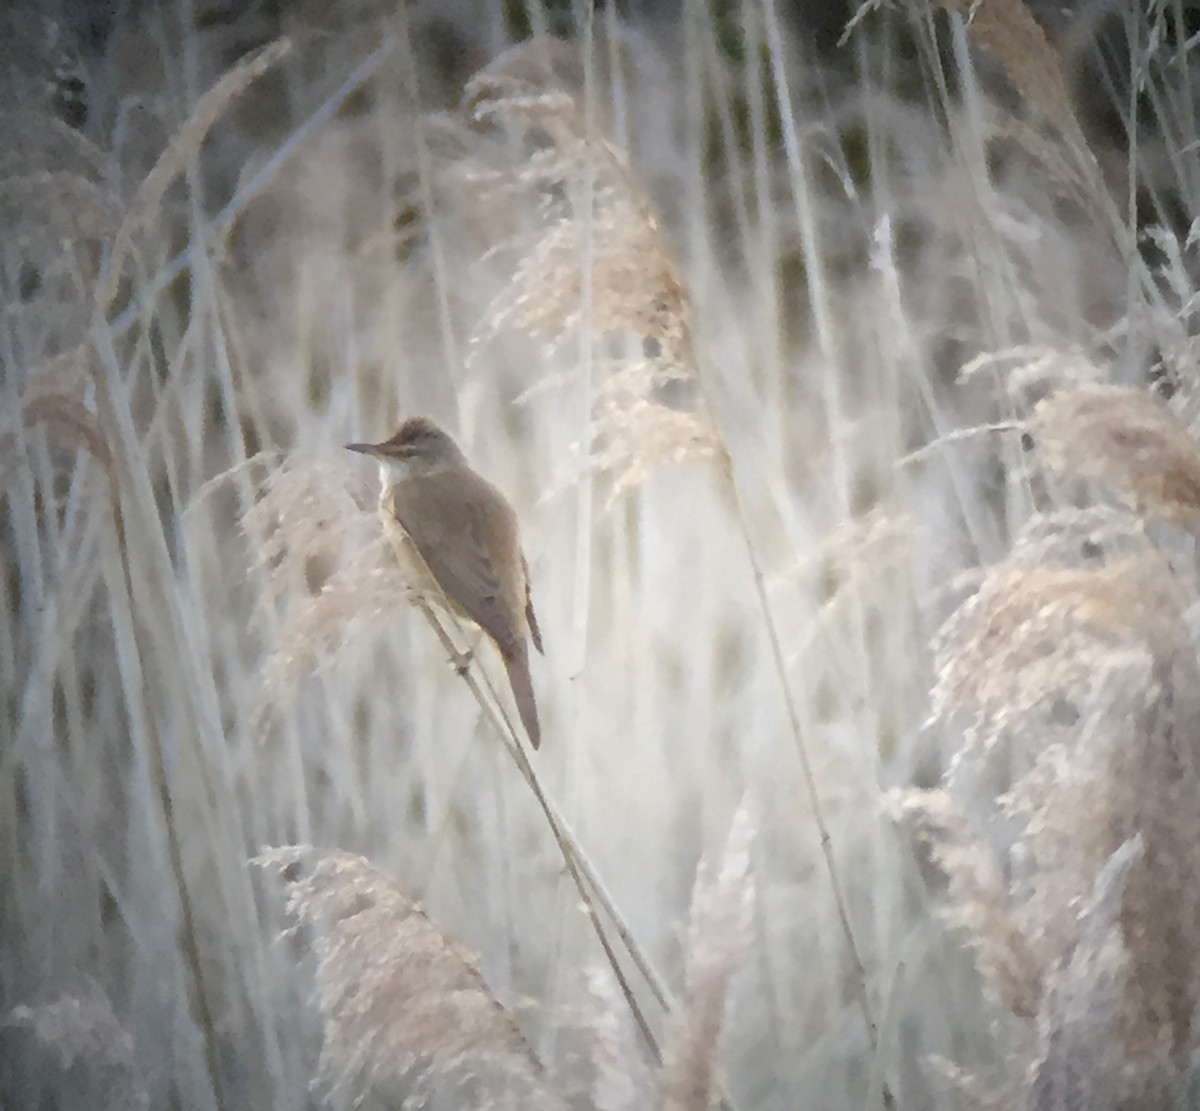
top-left (4, 1), bottom-right (1200, 1107)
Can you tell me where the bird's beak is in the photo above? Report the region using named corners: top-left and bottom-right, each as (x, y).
top-left (345, 442), bottom-right (381, 456)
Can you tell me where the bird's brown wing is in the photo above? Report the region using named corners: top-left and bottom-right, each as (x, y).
top-left (388, 469), bottom-right (526, 656)
top-left (523, 554), bottom-right (543, 655)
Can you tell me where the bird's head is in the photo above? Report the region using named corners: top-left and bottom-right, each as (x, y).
top-left (346, 416), bottom-right (467, 483)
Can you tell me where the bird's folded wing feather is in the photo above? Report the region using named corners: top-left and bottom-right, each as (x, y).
top-left (389, 470), bottom-right (524, 656)
top-left (522, 554), bottom-right (543, 654)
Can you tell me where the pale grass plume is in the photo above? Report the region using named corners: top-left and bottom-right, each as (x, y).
top-left (460, 43), bottom-right (720, 499)
top-left (231, 455), bottom-right (409, 715)
top-left (1031, 384), bottom-right (1200, 528)
top-left (6, 981), bottom-right (149, 1111)
top-left (578, 969), bottom-right (655, 1111)
top-left (589, 361), bottom-right (724, 502)
top-left (659, 804), bottom-right (756, 1111)
top-left (930, 507), bottom-right (1185, 749)
top-left (909, 495), bottom-right (1200, 1102)
top-left (1079, 649), bottom-right (1200, 1062)
top-left (772, 507), bottom-right (912, 603)
top-left (920, 840), bottom-right (1144, 1110)
top-left (931, 555), bottom-right (1162, 747)
top-left (257, 846), bottom-right (565, 1110)
top-left (958, 346), bottom-right (1106, 396)
top-left (462, 79), bottom-right (683, 341)
top-left (770, 507), bottom-right (913, 688)
top-left (927, 1058), bottom-right (1006, 1111)
top-left (1000, 539), bottom-right (1200, 1067)
top-left (1026, 837), bottom-right (1142, 1111)
top-left (997, 507), bottom-right (1153, 572)
top-left (889, 789), bottom-right (1042, 1019)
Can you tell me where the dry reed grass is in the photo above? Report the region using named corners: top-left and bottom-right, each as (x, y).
top-left (7, 1), bottom-right (1200, 1109)
top-left (258, 805), bottom-right (754, 1111)
top-left (258, 846), bottom-right (563, 1109)
top-left (660, 805), bottom-right (755, 1111)
top-left (229, 456), bottom-right (406, 716)
top-left (1031, 384), bottom-right (1200, 527)
top-left (460, 39), bottom-right (722, 497)
top-left (906, 496), bottom-right (1200, 1105)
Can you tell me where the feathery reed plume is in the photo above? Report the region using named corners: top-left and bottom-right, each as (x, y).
top-left (927, 1059), bottom-right (1006, 1111)
top-left (1031, 384), bottom-right (1200, 527)
top-left (588, 362), bottom-right (724, 501)
top-left (6, 982), bottom-right (149, 1111)
top-left (580, 969), bottom-right (656, 1111)
top-left (932, 558), bottom-right (1160, 748)
top-left (1082, 648), bottom-right (1200, 1062)
top-left (772, 508), bottom-right (912, 606)
top-left (910, 501), bottom-right (1200, 1102)
top-left (1027, 836), bottom-right (1141, 1111)
top-left (924, 842), bottom-right (1146, 1111)
top-left (659, 805), bottom-right (755, 1111)
top-left (461, 42), bottom-right (720, 498)
top-left (227, 455), bottom-right (407, 713)
top-left (999, 506), bottom-right (1153, 571)
top-left (890, 790), bottom-right (1042, 1019)
top-left (931, 508), bottom-right (1177, 749)
top-left (959, 346), bottom-right (1107, 398)
top-left (257, 846), bottom-right (565, 1109)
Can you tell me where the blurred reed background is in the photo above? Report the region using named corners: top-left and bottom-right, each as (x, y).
top-left (4, 0), bottom-right (1200, 1107)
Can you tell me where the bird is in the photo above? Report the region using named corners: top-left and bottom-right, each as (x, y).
top-left (346, 416), bottom-right (544, 749)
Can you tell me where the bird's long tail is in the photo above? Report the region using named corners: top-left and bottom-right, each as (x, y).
top-left (503, 644), bottom-right (541, 750)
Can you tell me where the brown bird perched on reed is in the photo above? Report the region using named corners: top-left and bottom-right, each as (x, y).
top-left (346, 417), bottom-right (544, 749)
